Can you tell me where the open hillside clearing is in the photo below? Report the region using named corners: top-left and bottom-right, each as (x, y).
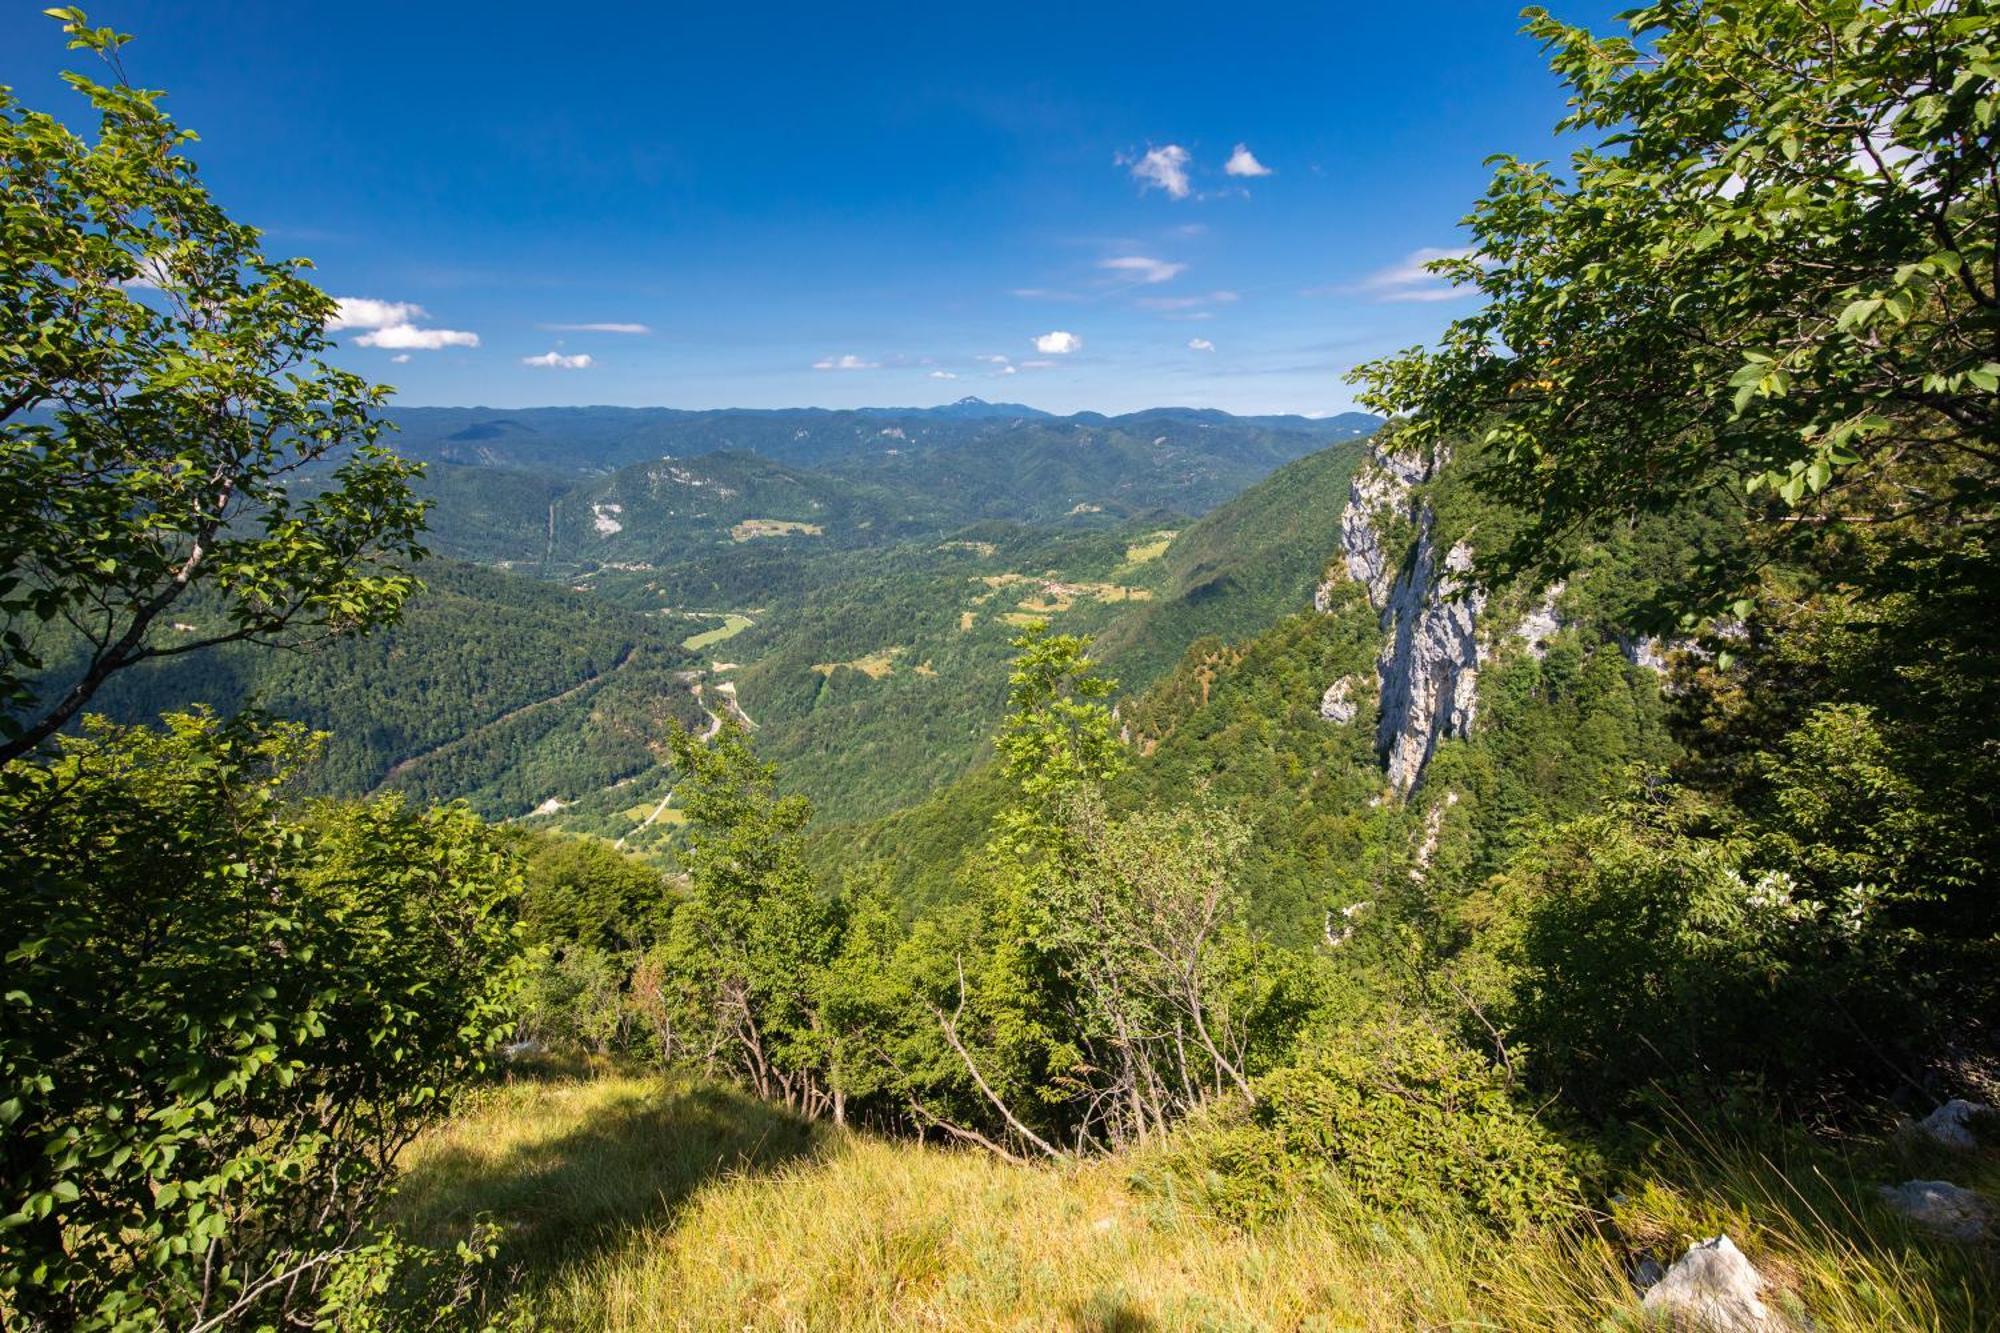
top-left (395, 1072), bottom-right (1998, 1333)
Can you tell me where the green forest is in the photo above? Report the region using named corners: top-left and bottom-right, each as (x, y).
top-left (3, 3), bottom-right (1997, 1330)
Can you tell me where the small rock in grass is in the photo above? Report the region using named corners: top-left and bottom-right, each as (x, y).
top-left (1877, 1180), bottom-right (1992, 1240)
top-left (1639, 1234), bottom-right (1790, 1332)
top-left (1913, 1099), bottom-right (1993, 1152)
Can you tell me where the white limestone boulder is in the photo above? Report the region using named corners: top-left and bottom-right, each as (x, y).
top-left (1639, 1235), bottom-right (1791, 1332)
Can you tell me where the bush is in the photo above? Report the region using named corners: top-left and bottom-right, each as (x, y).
top-left (1146, 1019), bottom-right (1580, 1232)
top-left (0, 712), bottom-right (524, 1330)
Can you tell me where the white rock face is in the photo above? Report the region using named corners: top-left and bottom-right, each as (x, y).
top-left (1878, 1180), bottom-right (1991, 1240)
top-left (1330, 441), bottom-right (1483, 794)
top-left (1914, 1099), bottom-right (1993, 1151)
top-left (1340, 444), bottom-right (1435, 608)
top-left (1374, 530), bottom-right (1485, 793)
top-left (1320, 676), bottom-right (1361, 724)
top-left (1621, 634), bottom-right (1669, 672)
top-left (591, 502), bottom-right (624, 535)
top-left (1640, 1235), bottom-right (1790, 1332)
top-left (1513, 580), bottom-right (1566, 659)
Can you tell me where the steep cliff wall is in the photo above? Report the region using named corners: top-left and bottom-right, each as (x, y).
top-left (1327, 441), bottom-right (1484, 794)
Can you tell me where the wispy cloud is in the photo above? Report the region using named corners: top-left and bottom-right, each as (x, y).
top-left (1342, 247), bottom-right (1476, 303)
top-left (1122, 144), bottom-right (1191, 199)
top-left (929, 370), bottom-right (958, 380)
top-left (522, 349), bottom-right (592, 369)
top-left (541, 321), bottom-right (652, 334)
top-left (329, 296), bottom-right (480, 350)
top-left (1223, 144), bottom-right (1273, 178)
top-left (1011, 287), bottom-right (1081, 301)
top-left (390, 353), bottom-right (411, 364)
top-left (1188, 337), bottom-right (1216, 351)
top-left (1136, 290), bottom-right (1238, 311)
top-left (1033, 330), bottom-right (1082, 355)
top-left (1099, 255), bottom-right (1187, 285)
top-left (812, 353), bottom-right (880, 371)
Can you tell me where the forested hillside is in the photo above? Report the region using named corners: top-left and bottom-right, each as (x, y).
top-left (5, 3), bottom-right (1997, 1331)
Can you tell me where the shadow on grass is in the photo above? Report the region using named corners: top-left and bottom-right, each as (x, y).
top-left (394, 1074), bottom-right (822, 1301)
top-left (1066, 1291), bottom-right (1159, 1332)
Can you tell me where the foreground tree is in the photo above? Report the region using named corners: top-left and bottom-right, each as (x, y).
top-left (1353, 0), bottom-right (1997, 614)
top-left (1, 10), bottom-right (425, 765)
top-left (0, 713), bottom-right (524, 1328)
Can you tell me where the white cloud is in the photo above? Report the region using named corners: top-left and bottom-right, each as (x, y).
top-left (1033, 330), bottom-right (1082, 355)
top-left (327, 297), bottom-right (427, 331)
top-left (812, 353), bottom-right (880, 371)
top-left (541, 321), bottom-right (652, 334)
top-left (1099, 255), bottom-right (1187, 285)
top-left (390, 353), bottom-right (411, 364)
top-left (977, 354), bottom-right (1012, 364)
top-left (522, 349), bottom-right (593, 369)
top-left (1011, 287), bottom-right (1080, 301)
top-left (1019, 359), bottom-right (1056, 369)
top-left (119, 254), bottom-right (174, 291)
top-left (998, 364), bottom-right (1018, 375)
top-left (330, 296), bottom-right (480, 350)
top-left (1188, 337), bottom-right (1215, 351)
top-left (1354, 247), bottom-right (1476, 303)
top-left (1125, 144), bottom-right (1192, 199)
top-left (357, 324), bottom-right (480, 350)
top-left (1224, 144), bottom-right (1273, 178)
top-left (929, 370), bottom-right (958, 380)
top-left (1137, 290), bottom-right (1238, 311)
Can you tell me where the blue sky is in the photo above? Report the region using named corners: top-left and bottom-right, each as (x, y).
top-left (4, 2), bottom-right (1620, 415)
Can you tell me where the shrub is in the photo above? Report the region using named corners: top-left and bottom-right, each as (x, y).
top-left (1147, 1020), bottom-right (1580, 1232)
top-left (0, 712), bottom-right (524, 1330)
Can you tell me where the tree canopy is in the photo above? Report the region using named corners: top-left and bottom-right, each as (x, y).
top-left (0, 9), bottom-right (425, 764)
top-left (1354, 0), bottom-right (1998, 618)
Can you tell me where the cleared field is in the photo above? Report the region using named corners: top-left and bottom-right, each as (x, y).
top-left (731, 518), bottom-right (824, 542)
top-left (812, 647), bottom-right (901, 679)
top-left (1121, 530), bottom-right (1178, 566)
top-left (681, 614), bottom-right (753, 651)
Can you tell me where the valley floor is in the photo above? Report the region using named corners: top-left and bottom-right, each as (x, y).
top-left (393, 1073), bottom-right (1996, 1331)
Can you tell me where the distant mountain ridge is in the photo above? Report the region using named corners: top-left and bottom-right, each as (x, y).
top-left (380, 402), bottom-right (1379, 477)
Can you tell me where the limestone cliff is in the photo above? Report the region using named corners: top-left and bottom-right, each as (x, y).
top-left (1329, 440), bottom-right (1484, 794)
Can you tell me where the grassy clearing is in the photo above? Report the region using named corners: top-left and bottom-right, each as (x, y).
top-left (392, 1074), bottom-right (1995, 1331)
top-left (1119, 530), bottom-right (1178, 570)
top-left (681, 614), bottom-right (753, 652)
top-left (731, 518), bottom-right (824, 542)
top-left (812, 648), bottom-right (901, 680)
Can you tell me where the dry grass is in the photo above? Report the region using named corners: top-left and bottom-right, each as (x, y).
top-left (812, 648), bottom-right (902, 680)
top-left (1119, 531), bottom-right (1178, 570)
top-left (392, 1074), bottom-right (1997, 1331)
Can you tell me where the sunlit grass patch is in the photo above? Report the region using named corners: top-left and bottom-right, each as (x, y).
top-left (730, 518), bottom-right (823, 541)
top-left (680, 613), bottom-right (754, 651)
top-left (812, 647), bottom-right (902, 679)
top-left (392, 1075), bottom-right (1998, 1331)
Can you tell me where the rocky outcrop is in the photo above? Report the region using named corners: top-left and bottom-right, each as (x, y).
top-left (1513, 581), bottom-right (1566, 659)
top-left (1329, 441), bottom-right (1482, 794)
top-left (1340, 445), bottom-right (1433, 608)
top-left (1640, 1235), bottom-right (1792, 1332)
top-left (1878, 1180), bottom-right (1992, 1240)
top-left (1319, 676), bottom-right (1362, 724)
top-left (1913, 1099), bottom-right (1993, 1151)
top-left (1375, 532), bottom-right (1485, 792)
